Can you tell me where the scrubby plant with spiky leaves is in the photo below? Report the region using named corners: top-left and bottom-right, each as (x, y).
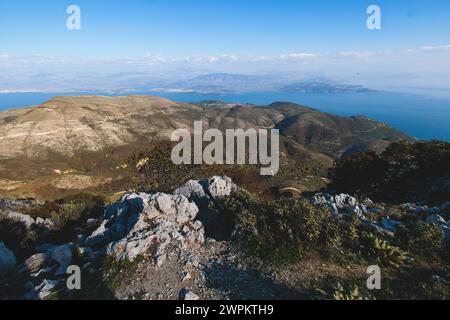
top-left (314, 280), bottom-right (373, 300)
top-left (362, 233), bottom-right (408, 265)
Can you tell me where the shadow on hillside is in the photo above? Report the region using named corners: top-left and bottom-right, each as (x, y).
top-left (196, 206), bottom-right (236, 242)
top-left (203, 261), bottom-right (305, 300)
top-left (0, 217), bottom-right (36, 261)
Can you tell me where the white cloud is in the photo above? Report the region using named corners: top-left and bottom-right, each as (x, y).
top-left (337, 50), bottom-right (385, 57)
top-left (419, 45), bottom-right (450, 51)
top-left (1, 44), bottom-right (450, 92)
top-left (278, 53), bottom-right (319, 60)
top-left (3, 43), bottom-right (446, 69)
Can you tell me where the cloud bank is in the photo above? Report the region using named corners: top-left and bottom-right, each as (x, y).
top-left (0, 44), bottom-right (449, 93)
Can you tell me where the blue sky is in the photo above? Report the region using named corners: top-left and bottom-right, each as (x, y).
top-left (0, 0), bottom-right (449, 92)
top-left (1, 0), bottom-right (450, 58)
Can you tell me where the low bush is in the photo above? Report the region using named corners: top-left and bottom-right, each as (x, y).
top-left (215, 190), bottom-right (365, 265)
top-left (396, 221), bottom-right (444, 258)
top-left (360, 232), bottom-right (407, 266)
top-left (329, 140), bottom-right (450, 204)
top-left (314, 279), bottom-right (373, 300)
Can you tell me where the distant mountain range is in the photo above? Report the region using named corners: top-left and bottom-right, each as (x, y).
top-left (0, 72), bottom-right (376, 95)
top-left (150, 73), bottom-right (282, 93)
top-left (150, 74), bottom-right (375, 94)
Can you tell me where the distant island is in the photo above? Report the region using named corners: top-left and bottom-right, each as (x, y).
top-left (280, 78), bottom-right (375, 94)
top-left (151, 74), bottom-right (376, 95)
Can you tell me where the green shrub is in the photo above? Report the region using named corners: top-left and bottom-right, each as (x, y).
top-left (329, 140), bottom-right (450, 204)
top-left (314, 279), bottom-right (373, 300)
top-left (49, 193), bottom-right (105, 231)
top-left (396, 221), bottom-right (444, 257)
top-left (215, 191), bottom-right (350, 265)
top-left (361, 232), bottom-right (407, 265)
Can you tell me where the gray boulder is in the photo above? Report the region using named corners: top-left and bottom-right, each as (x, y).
top-left (335, 194), bottom-right (358, 209)
top-left (20, 253), bottom-right (51, 276)
top-left (2, 211), bottom-right (35, 229)
top-left (427, 214), bottom-right (447, 226)
top-left (174, 176), bottom-right (235, 205)
top-left (311, 193), bottom-right (374, 218)
top-left (378, 218), bottom-right (402, 233)
top-left (24, 279), bottom-right (61, 300)
top-left (361, 197), bottom-right (374, 208)
top-left (174, 180), bottom-right (207, 203)
top-left (88, 192), bottom-right (204, 263)
top-left (180, 288), bottom-right (200, 300)
top-left (49, 244), bottom-right (74, 276)
top-left (426, 214), bottom-right (450, 242)
top-left (207, 176), bottom-right (233, 199)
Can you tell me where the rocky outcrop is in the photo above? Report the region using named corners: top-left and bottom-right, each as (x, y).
top-left (2, 176), bottom-right (449, 300)
top-left (12, 243), bottom-right (74, 300)
top-left (427, 214), bottom-right (450, 242)
top-left (311, 192), bottom-right (450, 241)
top-left (174, 176), bottom-right (235, 206)
top-left (2, 211), bottom-right (35, 229)
top-left (0, 198), bottom-right (54, 230)
top-left (311, 193), bottom-right (370, 219)
top-left (86, 192), bottom-right (204, 263)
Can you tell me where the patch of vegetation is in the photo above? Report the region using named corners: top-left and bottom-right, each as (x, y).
top-left (378, 268), bottom-right (450, 300)
top-left (396, 221), bottom-right (444, 258)
top-left (313, 278), bottom-right (374, 300)
top-left (215, 190), bottom-right (383, 266)
top-left (0, 193), bottom-right (106, 260)
top-left (329, 140), bottom-right (450, 204)
top-left (128, 140), bottom-right (325, 200)
top-left (312, 268), bottom-right (450, 300)
top-left (214, 188), bottom-right (449, 273)
top-left (66, 255), bottom-right (146, 300)
top-left (360, 232), bottom-right (407, 266)
top-left (26, 193), bottom-right (104, 228)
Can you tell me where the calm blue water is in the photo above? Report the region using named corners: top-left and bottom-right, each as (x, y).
top-left (0, 91), bottom-right (449, 141)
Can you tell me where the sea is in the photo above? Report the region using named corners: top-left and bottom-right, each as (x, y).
top-left (0, 90), bottom-right (449, 141)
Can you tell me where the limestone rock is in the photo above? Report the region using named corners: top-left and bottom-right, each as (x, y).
top-left (2, 211), bottom-right (35, 229)
top-left (24, 279), bottom-right (61, 300)
top-left (427, 214), bottom-right (447, 225)
top-left (174, 176), bottom-right (235, 205)
top-left (207, 176), bottom-right (234, 199)
top-left (174, 180), bottom-right (207, 203)
top-left (22, 253), bottom-right (50, 275)
top-left (180, 289), bottom-right (200, 300)
top-left (378, 218), bottom-right (402, 233)
top-left (49, 244), bottom-right (74, 276)
top-left (88, 192), bottom-right (203, 262)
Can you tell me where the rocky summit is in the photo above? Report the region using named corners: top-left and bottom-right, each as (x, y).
top-left (1, 175), bottom-right (449, 300)
top-left (0, 96), bottom-right (447, 300)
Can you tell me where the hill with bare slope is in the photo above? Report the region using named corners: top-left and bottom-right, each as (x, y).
top-left (0, 95), bottom-right (411, 199)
